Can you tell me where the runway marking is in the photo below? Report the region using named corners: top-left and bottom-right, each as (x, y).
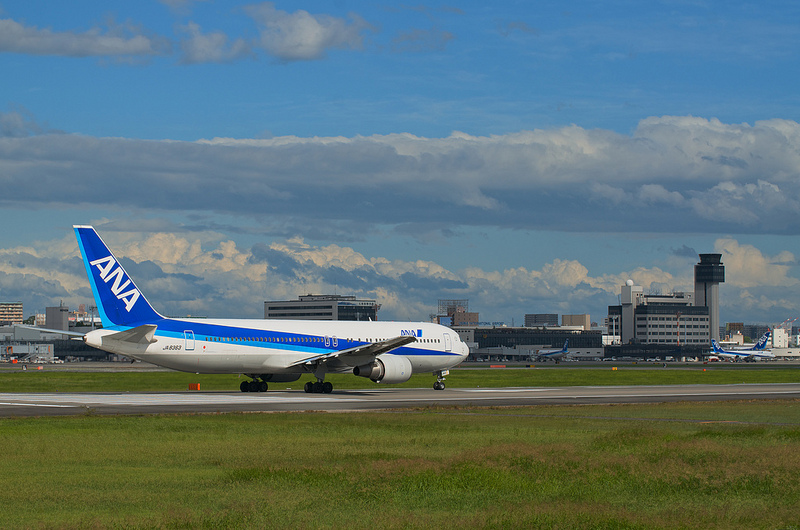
top-left (4, 387), bottom-right (800, 406)
top-left (459, 388), bottom-right (551, 393)
top-left (2, 384), bottom-right (800, 416)
top-left (0, 401), bottom-right (74, 408)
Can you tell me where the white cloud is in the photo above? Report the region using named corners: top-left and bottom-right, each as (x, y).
top-left (689, 180), bottom-right (797, 229)
top-left (0, 18), bottom-right (169, 58)
top-left (714, 238), bottom-right (797, 288)
top-left (177, 22), bottom-right (250, 64)
top-left (1, 114), bottom-right (799, 236)
top-left (244, 3), bottom-right (375, 61)
top-left (638, 184), bottom-right (684, 206)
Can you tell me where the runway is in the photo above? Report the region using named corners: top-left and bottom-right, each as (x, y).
top-left (2, 383), bottom-right (800, 417)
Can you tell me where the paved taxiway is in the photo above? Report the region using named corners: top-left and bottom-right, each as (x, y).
top-left (2, 383), bottom-right (800, 417)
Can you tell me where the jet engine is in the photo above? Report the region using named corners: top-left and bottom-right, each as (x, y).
top-left (353, 354), bottom-right (412, 384)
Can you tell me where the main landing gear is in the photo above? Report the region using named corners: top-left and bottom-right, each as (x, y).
top-left (433, 369), bottom-right (448, 390)
top-left (240, 377), bottom-right (268, 392)
top-left (304, 379), bottom-right (333, 393)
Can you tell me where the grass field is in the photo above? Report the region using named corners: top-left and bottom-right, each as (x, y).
top-left (0, 363), bottom-right (799, 392)
top-left (1, 400), bottom-right (799, 529)
top-left (1, 365), bottom-right (799, 528)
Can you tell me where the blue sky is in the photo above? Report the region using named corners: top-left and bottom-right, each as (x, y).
top-left (1, 1), bottom-right (799, 327)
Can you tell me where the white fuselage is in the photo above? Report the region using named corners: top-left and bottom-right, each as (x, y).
top-left (85, 318), bottom-right (469, 375)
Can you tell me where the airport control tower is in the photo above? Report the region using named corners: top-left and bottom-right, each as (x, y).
top-left (694, 254), bottom-right (725, 342)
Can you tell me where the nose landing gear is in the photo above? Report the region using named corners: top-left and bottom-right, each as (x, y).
top-left (433, 369), bottom-right (448, 390)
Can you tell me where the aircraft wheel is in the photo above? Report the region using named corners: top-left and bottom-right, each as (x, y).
top-left (258, 381), bottom-right (268, 392)
top-left (322, 382), bottom-right (333, 394)
top-left (434, 381), bottom-right (445, 390)
top-left (240, 381), bottom-right (250, 392)
top-left (248, 381), bottom-right (260, 392)
top-left (312, 382), bottom-right (324, 393)
top-left (304, 381), bottom-right (313, 393)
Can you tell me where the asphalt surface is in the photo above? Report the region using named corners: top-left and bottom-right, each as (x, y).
top-left (2, 383), bottom-right (799, 417)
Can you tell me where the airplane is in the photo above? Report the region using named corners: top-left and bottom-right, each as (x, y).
top-left (534, 339), bottom-right (569, 362)
top-left (73, 225), bottom-right (469, 392)
top-left (710, 337), bottom-right (775, 362)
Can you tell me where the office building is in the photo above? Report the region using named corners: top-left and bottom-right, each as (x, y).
top-left (562, 314), bottom-right (590, 330)
top-left (0, 302), bottom-right (23, 325)
top-left (46, 305), bottom-right (70, 331)
top-left (608, 281), bottom-right (709, 346)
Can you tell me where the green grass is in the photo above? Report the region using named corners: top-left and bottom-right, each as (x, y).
top-left (1, 401), bottom-right (799, 528)
top-left (0, 365), bottom-right (799, 392)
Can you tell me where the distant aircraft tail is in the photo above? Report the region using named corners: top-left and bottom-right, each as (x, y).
top-left (561, 339), bottom-right (569, 353)
top-left (710, 340), bottom-right (723, 354)
top-left (74, 225), bottom-right (163, 328)
top-left (752, 331), bottom-right (771, 350)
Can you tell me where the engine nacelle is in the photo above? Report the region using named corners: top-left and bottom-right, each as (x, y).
top-left (259, 373), bottom-right (302, 383)
top-left (353, 354), bottom-right (412, 384)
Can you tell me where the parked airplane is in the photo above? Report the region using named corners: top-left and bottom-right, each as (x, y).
top-left (535, 339), bottom-right (569, 362)
top-left (74, 225), bottom-right (469, 392)
top-left (710, 338), bottom-right (775, 362)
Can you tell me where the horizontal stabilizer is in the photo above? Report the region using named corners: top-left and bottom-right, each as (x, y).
top-left (105, 324), bottom-right (158, 345)
top-left (290, 335), bottom-right (417, 367)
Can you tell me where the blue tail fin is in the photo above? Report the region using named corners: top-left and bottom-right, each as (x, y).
top-left (562, 339), bottom-right (569, 352)
top-left (74, 225), bottom-right (162, 328)
top-left (753, 331), bottom-right (770, 350)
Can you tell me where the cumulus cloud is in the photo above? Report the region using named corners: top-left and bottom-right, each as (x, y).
top-left (714, 239), bottom-right (797, 288)
top-left (0, 107), bottom-right (46, 137)
top-left (0, 4), bottom-right (379, 65)
top-left (2, 228), bottom-right (797, 325)
top-left (177, 22), bottom-right (251, 64)
top-left (637, 184), bottom-right (684, 206)
top-left (244, 2), bottom-right (375, 61)
top-left (0, 18), bottom-right (170, 58)
top-left (2, 115), bottom-right (799, 236)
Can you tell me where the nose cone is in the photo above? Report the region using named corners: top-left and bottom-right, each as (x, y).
top-left (460, 341), bottom-right (470, 360)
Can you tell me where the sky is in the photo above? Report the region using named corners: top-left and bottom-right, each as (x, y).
top-left (1, 1), bottom-right (799, 327)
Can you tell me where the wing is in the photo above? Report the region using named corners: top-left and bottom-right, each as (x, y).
top-left (289, 335), bottom-right (417, 367)
top-left (14, 324), bottom-right (86, 338)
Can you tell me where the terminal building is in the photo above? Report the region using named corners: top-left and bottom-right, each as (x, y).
top-left (454, 326), bottom-right (604, 361)
top-left (264, 294), bottom-right (380, 321)
top-left (525, 313), bottom-right (558, 327)
top-left (607, 283), bottom-right (709, 347)
top-left (605, 253), bottom-right (723, 358)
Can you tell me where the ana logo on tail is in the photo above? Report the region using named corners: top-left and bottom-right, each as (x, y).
top-left (89, 255), bottom-right (141, 312)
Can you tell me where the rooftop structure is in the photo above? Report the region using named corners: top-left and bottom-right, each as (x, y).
top-left (264, 294), bottom-right (380, 321)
